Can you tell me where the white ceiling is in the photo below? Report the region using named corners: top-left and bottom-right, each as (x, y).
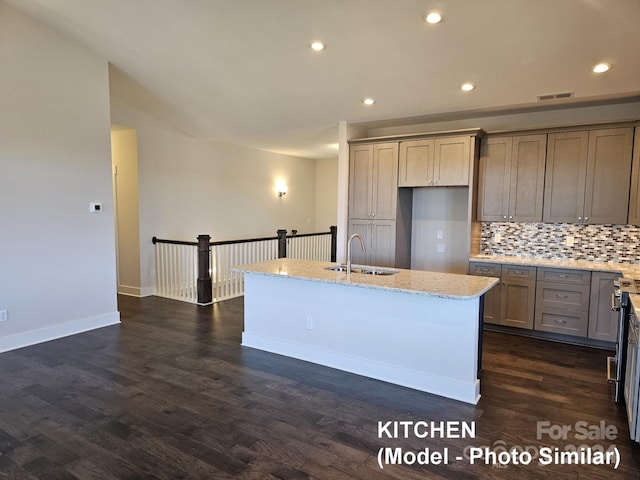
top-left (7, 0), bottom-right (640, 159)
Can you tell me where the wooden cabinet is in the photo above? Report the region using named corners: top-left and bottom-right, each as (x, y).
top-left (501, 265), bottom-right (537, 329)
top-left (399, 136), bottom-right (471, 187)
top-left (477, 134), bottom-right (546, 222)
top-left (349, 143), bottom-right (398, 220)
top-left (347, 219), bottom-right (397, 268)
top-left (348, 142), bottom-right (412, 268)
top-left (534, 268), bottom-right (591, 337)
top-left (543, 128), bottom-right (633, 224)
top-left (469, 262), bottom-right (501, 325)
top-left (628, 127), bottom-right (640, 225)
top-left (588, 271), bottom-right (619, 342)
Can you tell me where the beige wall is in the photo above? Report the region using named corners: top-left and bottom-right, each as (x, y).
top-left (0, 3), bottom-right (119, 351)
top-left (315, 157), bottom-right (338, 231)
top-left (109, 67), bottom-right (319, 295)
top-left (111, 127), bottom-right (141, 295)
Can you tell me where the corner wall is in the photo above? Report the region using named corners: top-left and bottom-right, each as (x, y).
top-left (0, 3), bottom-right (119, 352)
top-left (109, 67), bottom-right (318, 295)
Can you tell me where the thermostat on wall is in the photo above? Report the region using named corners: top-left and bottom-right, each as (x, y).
top-left (89, 202), bottom-right (102, 213)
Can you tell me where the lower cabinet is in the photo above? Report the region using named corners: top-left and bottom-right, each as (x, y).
top-left (534, 268), bottom-right (591, 337)
top-left (501, 265), bottom-right (536, 329)
top-left (348, 219), bottom-right (396, 268)
top-left (588, 271), bottom-right (619, 341)
top-left (469, 262), bottom-right (620, 344)
top-left (469, 263), bottom-right (501, 325)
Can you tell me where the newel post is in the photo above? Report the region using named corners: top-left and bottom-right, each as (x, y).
top-left (197, 234), bottom-right (213, 305)
top-left (277, 229), bottom-right (287, 258)
top-left (330, 226), bottom-right (337, 263)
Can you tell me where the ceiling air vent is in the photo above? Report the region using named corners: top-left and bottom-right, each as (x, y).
top-left (537, 91), bottom-right (574, 102)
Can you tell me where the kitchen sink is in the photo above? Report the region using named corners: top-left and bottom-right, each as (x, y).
top-left (324, 265), bottom-right (398, 276)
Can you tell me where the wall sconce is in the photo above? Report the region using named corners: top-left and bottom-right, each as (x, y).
top-left (275, 180), bottom-right (288, 197)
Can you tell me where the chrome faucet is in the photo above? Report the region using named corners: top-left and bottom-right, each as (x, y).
top-left (347, 233), bottom-right (366, 275)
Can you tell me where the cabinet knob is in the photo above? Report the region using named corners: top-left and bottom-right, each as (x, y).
top-left (509, 216), bottom-right (513, 220)
top-left (503, 216), bottom-right (507, 220)
top-left (578, 217), bottom-right (582, 221)
top-left (584, 217), bottom-right (589, 221)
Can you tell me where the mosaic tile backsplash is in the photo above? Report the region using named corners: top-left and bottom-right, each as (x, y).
top-left (481, 223), bottom-right (640, 264)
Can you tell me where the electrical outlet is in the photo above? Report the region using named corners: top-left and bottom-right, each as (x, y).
top-left (437, 244), bottom-right (446, 253)
top-left (150, 268), bottom-right (156, 278)
top-left (0, 310), bottom-right (7, 323)
top-left (436, 230), bottom-right (443, 240)
top-left (306, 317), bottom-right (313, 330)
top-left (494, 233), bottom-right (502, 243)
top-left (566, 236), bottom-right (575, 247)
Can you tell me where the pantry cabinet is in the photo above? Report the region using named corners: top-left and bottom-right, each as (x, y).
top-left (543, 128), bottom-right (633, 224)
top-left (398, 136), bottom-right (471, 187)
top-left (348, 142), bottom-right (412, 268)
top-left (477, 134), bottom-right (546, 222)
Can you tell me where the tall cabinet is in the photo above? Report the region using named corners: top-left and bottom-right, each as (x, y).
top-left (348, 143), bottom-right (410, 268)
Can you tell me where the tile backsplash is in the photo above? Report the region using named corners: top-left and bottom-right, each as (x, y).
top-left (481, 222), bottom-right (640, 264)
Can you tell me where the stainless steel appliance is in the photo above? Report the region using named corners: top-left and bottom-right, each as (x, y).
top-left (624, 301), bottom-right (640, 441)
top-left (609, 278), bottom-right (638, 403)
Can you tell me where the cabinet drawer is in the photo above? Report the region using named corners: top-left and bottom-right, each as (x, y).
top-left (537, 268), bottom-right (591, 285)
top-left (501, 265), bottom-right (537, 281)
top-left (534, 307), bottom-right (588, 337)
top-left (536, 282), bottom-right (590, 311)
top-left (469, 262), bottom-right (501, 277)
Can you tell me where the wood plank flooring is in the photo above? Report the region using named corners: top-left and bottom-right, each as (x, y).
top-left (0, 294), bottom-right (639, 479)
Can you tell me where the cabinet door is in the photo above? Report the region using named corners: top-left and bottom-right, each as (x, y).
top-left (477, 137), bottom-right (511, 221)
top-left (347, 219), bottom-right (371, 265)
top-left (588, 271), bottom-right (619, 342)
top-left (543, 131), bottom-right (588, 223)
top-left (349, 144), bottom-right (373, 219)
top-left (509, 135), bottom-right (546, 222)
top-left (629, 128), bottom-right (640, 225)
top-left (501, 279), bottom-right (535, 329)
top-left (469, 262), bottom-right (502, 324)
top-left (433, 136), bottom-right (470, 186)
top-left (371, 220), bottom-right (396, 268)
top-left (583, 128), bottom-right (633, 225)
top-left (398, 139), bottom-right (434, 187)
top-left (372, 143), bottom-right (398, 220)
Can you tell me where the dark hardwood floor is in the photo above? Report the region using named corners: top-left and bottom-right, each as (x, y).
top-left (1, 295), bottom-right (639, 479)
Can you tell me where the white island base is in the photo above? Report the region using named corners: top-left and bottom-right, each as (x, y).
top-left (240, 262), bottom-right (487, 405)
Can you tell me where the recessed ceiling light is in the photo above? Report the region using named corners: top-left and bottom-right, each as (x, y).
top-left (460, 82), bottom-right (475, 92)
top-left (592, 62), bottom-right (612, 73)
top-left (362, 97), bottom-right (376, 106)
top-left (310, 41), bottom-right (326, 52)
top-left (424, 11), bottom-right (443, 24)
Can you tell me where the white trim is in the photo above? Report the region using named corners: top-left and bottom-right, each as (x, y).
top-left (117, 284), bottom-right (141, 296)
top-left (242, 332), bottom-right (480, 404)
top-left (0, 311), bottom-right (120, 353)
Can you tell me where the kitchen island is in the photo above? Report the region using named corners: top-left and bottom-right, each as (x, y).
top-left (234, 259), bottom-right (497, 404)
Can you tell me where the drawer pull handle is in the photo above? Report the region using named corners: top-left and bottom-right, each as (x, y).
top-left (554, 319), bottom-right (568, 324)
top-left (557, 274), bottom-right (569, 278)
top-left (513, 270), bottom-right (524, 275)
top-left (555, 294), bottom-right (569, 299)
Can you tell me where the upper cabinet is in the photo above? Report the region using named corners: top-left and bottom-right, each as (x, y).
top-left (543, 127), bottom-right (633, 224)
top-left (349, 143), bottom-right (398, 220)
top-left (628, 127), bottom-right (640, 225)
top-left (477, 134), bottom-right (546, 222)
top-left (399, 135), bottom-right (471, 187)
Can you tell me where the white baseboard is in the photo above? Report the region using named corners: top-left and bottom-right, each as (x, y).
top-left (0, 311), bottom-right (120, 353)
top-left (117, 285), bottom-right (155, 297)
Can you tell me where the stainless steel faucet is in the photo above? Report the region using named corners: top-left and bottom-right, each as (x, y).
top-left (347, 233), bottom-right (366, 275)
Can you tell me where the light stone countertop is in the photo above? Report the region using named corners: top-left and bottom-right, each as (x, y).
top-left (469, 254), bottom-right (640, 279)
top-left (234, 258), bottom-right (498, 300)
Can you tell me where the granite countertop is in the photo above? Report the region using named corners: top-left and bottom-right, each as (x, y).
top-left (469, 254), bottom-right (640, 278)
top-left (234, 258), bottom-right (498, 300)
